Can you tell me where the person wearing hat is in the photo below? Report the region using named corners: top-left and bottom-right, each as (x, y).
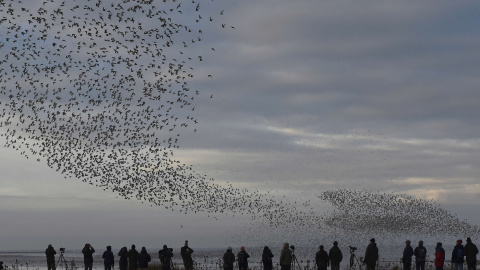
top-left (181, 241), bottom-right (194, 270)
top-left (223, 247), bottom-right (235, 270)
top-left (45, 244), bottom-right (57, 270)
top-left (137, 247), bottom-right (151, 270)
top-left (158, 245), bottom-right (173, 270)
top-left (102, 246), bottom-right (115, 270)
top-left (464, 238), bottom-right (479, 270)
top-left (280, 243), bottom-right (292, 270)
top-left (237, 246), bottom-right (250, 270)
top-left (402, 240), bottom-right (414, 270)
top-left (452, 240), bottom-right (465, 270)
top-left (316, 245), bottom-right (329, 270)
top-left (363, 238), bottom-right (379, 270)
top-left (329, 241), bottom-right (343, 270)
top-left (434, 242), bottom-right (445, 270)
top-left (413, 240), bottom-right (427, 270)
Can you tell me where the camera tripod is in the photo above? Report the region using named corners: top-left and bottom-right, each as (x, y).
top-left (290, 249), bottom-right (302, 270)
top-left (349, 247), bottom-right (363, 270)
top-left (56, 251), bottom-right (69, 270)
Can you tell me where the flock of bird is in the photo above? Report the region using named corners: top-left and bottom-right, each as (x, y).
top-left (0, 0), bottom-right (478, 242)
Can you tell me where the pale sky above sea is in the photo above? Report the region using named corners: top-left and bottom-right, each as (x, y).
top-left (1, 0), bottom-right (480, 250)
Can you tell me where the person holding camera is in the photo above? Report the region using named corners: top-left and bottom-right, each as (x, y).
top-left (102, 246), bottom-right (114, 270)
top-left (158, 245), bottom-right (173, 270)
top-left (181, 241), bottom-right (194, 270)
top-left (280, 243), bottom-right (292, 270)
top-left (45, 244), bottom-right (57, 270)
top-left (82, 244), bottom-right (96, 270)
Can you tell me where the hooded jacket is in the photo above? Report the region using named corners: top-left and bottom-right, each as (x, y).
top-left (452, 244), bottom-right (465, 264)
top-left (137, 248), bottom-right (151, 268)
top-left (262, 247), bottom-right (274, 270)
top-left (464, 240), bottom-right (479, 264)
top-left (329, 245), bottom-right (343, 264)
top-left (413, 242), bottom-right (427, 262)
top-left (103, 246), bottom-right (115, 266)
top-left (118, 247), bottom-right (128, 268)
top-left (364, 243), bottom-right (379, 268)
top-left (223, 249), bottom-right (235, 268)
top-left (435, 246), bottom-right (445, 267)
top-left (237, 250), bottom-right (250, 268)
top-left (280, 246), bottom-right (292, 266)
top-left (82, 246), bottom-right (96, 265)
top-left (45, 246), bottom-right (57, 264)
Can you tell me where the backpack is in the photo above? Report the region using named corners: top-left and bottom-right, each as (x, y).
top-left (238, 252), bottom-right (246, 265)
top-left (417, 248), bottom-right (425, 259)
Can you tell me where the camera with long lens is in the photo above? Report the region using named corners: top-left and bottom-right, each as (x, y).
top-left (349, 246), bottom-right (357, 251)
top-left (290, 245), bottom-right (295, 250)
top-left (60, 248), bottom-right (65, 253)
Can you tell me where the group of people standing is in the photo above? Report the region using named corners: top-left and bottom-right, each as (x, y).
top-left (45, 241), bottom-right (193, 270)
top-left (402, 238), bottom-right (479, 270)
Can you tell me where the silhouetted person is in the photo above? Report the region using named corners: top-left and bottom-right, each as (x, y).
top-left (181, 241), bottom-right (194, 270)
top-left (434, 242), bottom-right (445, 270)
top-left (329, 241), bottom-right (343, 270)
top-left (402, 240), bottom-right (414, 270)
top-left (414, 241), bottom-right (427, 270)
top-left (262, 246), bottom-right (274, 270)
top-left (280, 243), bottom-right (292, 270)
top-left (137, 247), bottom-right (151, 270)
top-left (465, 238), bottom-right (479, 270)
top-left (0, 261), bottom-right (4, 270)
top-left (158, 245), bottom-right (173, 270)
top-left (103, 246), bottom-right (115, 270)
top-left (452, 240), bottom-right (465, 270)
top-left (238, 246), bottom-right (250, 270)
top-left (82, 244), bottom-right (95, 270)
top-left (45, 244), bottom-right (57, 270)
top-left (316, 245), bottom-right (329, 270)
top-left (223, 247), bottom-right (235, 270)
top-left (127, 245), bottom-right (139, 270)
top-left (363, 238), bottom-right (378, 270)
top-left (118, 247), bottom-right (128, 270)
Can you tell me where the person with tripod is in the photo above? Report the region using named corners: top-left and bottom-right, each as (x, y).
top-left (280, 243), bottom-right (292, 270)
top-left (316, 245), bottom-right (329, 270)
top-left (46, 244), bottom-right (57, 270)
top-left (158, 245), bottom-right (173, 270)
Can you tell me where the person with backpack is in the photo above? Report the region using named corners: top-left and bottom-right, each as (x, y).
top-left (223, 247), bottom-right (235, 270)
top-left (262, 246), bottom-right (274, 270)
top-left (452, 240), bottom-right (465, 270)
top-left (102, 246), bottom-right (115, 270)
top-left (413, 241), bottom-right (427, 270)
top-left (237, 246), bottom-right (250, 270)
top-left (158, 245), bottom-right (174, 270)
top-left (329, 241), bottom-right (343, 270)
top-left (434, 242), bottom-right (445, 270)
top-left (402, 240), bottom-right (414, 270)
top-left (137, 247), bottom-right (151, 270)
top-left (464, 238), bottom-right (479, 270)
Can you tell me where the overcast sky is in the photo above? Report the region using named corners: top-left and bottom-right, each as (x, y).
top-left (1, 0), bottom-right (480, 251)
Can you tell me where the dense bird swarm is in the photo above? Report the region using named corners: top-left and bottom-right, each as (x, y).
top-left (0, 0), bottom-right (266, 214)
top-left (319, 189), bottom-right (480, 238)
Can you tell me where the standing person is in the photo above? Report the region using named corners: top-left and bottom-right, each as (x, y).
top-left (222, 247), bottom-right (235, 270)
top-left (0, 261), bottom-right (3, 270)
top-left (158, 245), bottom-right (173, 270)
top-left (280, 243), bottom-right (292, 270)
top-left (329, 241), bottom-right (343, 270)
top-left (363, 238), bottom-right (379, 270)
top-left (82, 244), bottom-right (96, 270)
top-left (118, 247), bottom-right (128, 270)
top-left (127, 245), bottom-right (139, 270)
top-left (316, 245), bottom-right (329, 270)
top-left (435, 242), bottom-right (445, 270)
top-left (45, 244), bottom-right (57, 270)
top-left (237, 246), bottom-right (250, 270)
top-left (464, 238), bottom-right (479, 270)
top-left (137, 247), bottom-right (151, 270)
top-left (402, 240), bottom-right (414, 270)
top-left (181, 241), bottom-right (194, 270)
top-left (452, 240), bottom-right (465, 270)
top-left (102, 246), bottom-right (115, 270)
top-left (262, 246), bottom-right (274, 270)
top-left (413, 241), bottom-right (427, 270)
